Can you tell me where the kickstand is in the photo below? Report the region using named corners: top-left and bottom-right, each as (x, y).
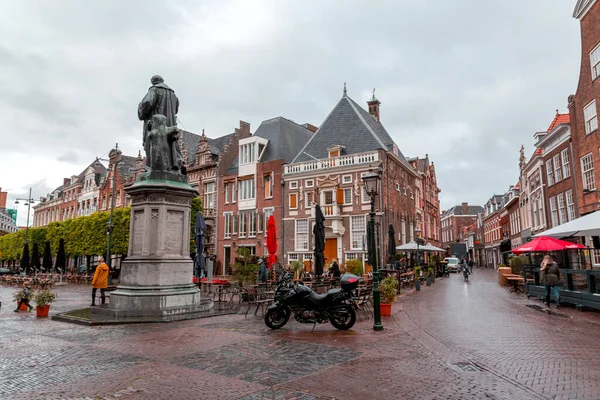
top-left (312, 322), bottom-right (317, 332)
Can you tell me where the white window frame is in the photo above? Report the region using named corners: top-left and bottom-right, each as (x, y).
top-left (403, 186), bottom-right (407, 196)
top-left (343, 188), bottom-right (352, 205)
top-left (295, 219), bottom-right (309, 251)
top-left (323, 190), bottom-right (334, 206)
top-left (224, 182), bottom-right (230, 204)
top-left (350, 215), bottom-right (366, 250)
top-left (561, 148), bottom-right (571, 179)
top-left (224, 212), bottom-right (232, 239)
top-left (361, 187), bottom-right (370, 204)
top-left (566, 190), bottom-right (576, 221)
top-left (288, 253), bottom-right (299, 261)
top-left (401, 220), bottom-right (406, 244)
top-left (549, 196), bottom-right (558, 228)
top-left (591, 42), bottom-right (600, 80)
top-left (264, 173), bottom-right (273, 199)
top-left (342, 175), bottom-right (352, 184)
top-left (553, 154), bottom-right (562, 182)
top-left (264, 207), bottom-right (274, 233)
top-left (238, 179), bottom-right (256, 201)
top-left (239, 212), bottom-right (247, 238)
top-left (248, 210), bottom-right (256, 237)
top-left (289, 193), bottom-right (298, 209)
top-left (289, 181), bottom-right (298, 190)
top-left (203, 181), bottom-right (216, 209)
top-left (409, 222), bottom-right (414, 242)
top-left (546, 159), bottom-right (554, 186)
top-left (305, 179), bottom-right (314, 188)
top-left (581, 153), bottom-right (596, 191)
top-left (232, 181), bottom-right (237, 203)
top-left (584, 100), bottom-right (598, 135)
top-left (305, 192), bottom-right (314, 208)
top-left (557, 192), bottom-right (567, 225)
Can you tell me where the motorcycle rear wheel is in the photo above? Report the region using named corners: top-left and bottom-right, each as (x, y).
top-left (329, 305), bottom-right (356, 330)
top-left (264, 307), bottom-right (291, 329)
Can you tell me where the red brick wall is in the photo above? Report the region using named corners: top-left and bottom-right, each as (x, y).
top-left (570, 0), bottom-right (600, 215)
top-left (543, 142), bottom-right (578, 224)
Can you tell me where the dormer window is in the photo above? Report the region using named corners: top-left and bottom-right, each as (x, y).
top-left (327, 145), bottom-right (344, 159)
top-left (329, 150), bottom-right (339, 158)
top-left (240, 142), bottom-right (257, 165)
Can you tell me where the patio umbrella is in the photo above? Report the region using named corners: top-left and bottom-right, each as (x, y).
top-left (31, 242), bottom-right (41, 274)
top-left (42, 241), bottom-right (52, 272)
top-left (388, 224), bottom-right (397, 265)
top-left (54, 238), bottom-right (66, 273)
top-left (396, 241), bottom-right (420, 250)
top-left (266, 215), bottom-right (277, 268)
top-left (194, 211), bottom-right (207, 279)
top-left (512, 236), bottom-right (586, 254)
top-left (313, 204), bottom-right (325, 277)
top-left (20, 243), bottom-right (30, 274)
top-left (421, 243), bottom-right (445, 252)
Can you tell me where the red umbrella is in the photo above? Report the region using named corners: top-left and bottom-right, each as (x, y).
top-left (266, 215), bottom-right (277, 268)
top-left (511, 236), bottom-right (586, 254)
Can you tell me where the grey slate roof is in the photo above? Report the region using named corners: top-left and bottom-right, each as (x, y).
top-left (118, 156), bottom-right (137, 181)
top-left (291, 95), bottom-right (411, 169)
top-left (444, 205), bottom-right (484, 216)
top-left (255, 117), bottom-right (314, 163)
top-left (180, 130), bottom-right (234, 165)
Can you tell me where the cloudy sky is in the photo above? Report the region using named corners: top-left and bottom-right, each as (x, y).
top-left (0, 0), bottom-right (581, 225)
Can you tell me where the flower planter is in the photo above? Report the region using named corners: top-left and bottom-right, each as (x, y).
top-left (36, 305), bottom-right (50, 318)
top-left (426, 277), bottom-right (431, 286)
top-left (380, 303), bottom-right (392, 316)
top-left (17, 301), bottom-right (28, 311)
top-left (415, 280), bottom-right (421, 291)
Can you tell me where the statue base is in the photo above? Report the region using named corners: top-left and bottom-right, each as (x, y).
top-left (96, 179), bottom-right (213, 318)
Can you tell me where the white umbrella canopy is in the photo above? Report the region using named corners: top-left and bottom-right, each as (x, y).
top-left (421, 243), bottom-right (445, 252)
top-left (396, 241), bottom-right (420, 250)
top-left (534, 210), bottom-right (600, 238)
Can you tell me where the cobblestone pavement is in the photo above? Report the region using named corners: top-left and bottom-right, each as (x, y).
top-left (1, 269), bottom-right (599, 399)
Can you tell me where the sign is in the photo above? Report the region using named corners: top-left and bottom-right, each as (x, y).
top-left (6, 209), bottom-right (17, 224)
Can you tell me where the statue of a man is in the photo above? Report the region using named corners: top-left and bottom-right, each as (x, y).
top-left (138, 75), bottom-right (185, 174)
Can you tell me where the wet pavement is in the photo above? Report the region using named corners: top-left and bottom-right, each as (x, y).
top-left (1, 269), bottom-right (600, 399)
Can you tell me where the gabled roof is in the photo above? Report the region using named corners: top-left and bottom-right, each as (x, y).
top-left (547, 112), bottom-right (570, 132)
top-left (443, 204), bottom-right (484, 216)
top-left (180, 130), bottom-right (234, 165)
top-left (254, 117), bottom-right (314, 163)
top-left (118, 155), bottom-right (138, 182)
top-left (291, 94), bottom-right (411, 169)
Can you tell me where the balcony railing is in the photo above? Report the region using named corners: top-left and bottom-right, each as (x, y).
top-left (311, 204), bottom-right (340, 217)
top-left (284, 151), bottom-right (379, 175)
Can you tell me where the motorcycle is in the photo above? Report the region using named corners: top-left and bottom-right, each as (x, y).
top-left (264, 272), bottom-right (359, 331)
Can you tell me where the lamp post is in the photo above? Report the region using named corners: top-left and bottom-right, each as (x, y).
top-left (106, 143), bottom-right (119, 270)
top-left (362, 171), bottom-right (383, 331)
top-left (415, 227), bottom-right (422, 266)
top-left (14, 188), bottom-right (35, 244)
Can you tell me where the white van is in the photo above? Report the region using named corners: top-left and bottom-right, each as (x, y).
top-left (444, 257), bottom-right (460, 273)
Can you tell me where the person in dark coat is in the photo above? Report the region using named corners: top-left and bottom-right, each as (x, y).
top-left (14, 281), bottom-right (33, 312)
top-left (540, 255), bottom-right (561, 308)
top-left (257, 258), bottom-right (267, 283)
top-left (328, 259), bottom-right (341, 278)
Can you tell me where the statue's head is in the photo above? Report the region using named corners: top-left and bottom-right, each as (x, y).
top-left (150, 114), bottom-right (167, 128)
top-left (151, 75), bottom-right (164, 85)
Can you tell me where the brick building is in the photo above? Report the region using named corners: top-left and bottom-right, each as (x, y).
top-left (440, 202), bottom-right (484, 251)
top-left (0, 188), bottom-right (18, 235)
top-left (216, 117), bottom-right (314, 274)
top-left (408, 155), bottom-right (441, 247)
top-left (570, 0), bottom-right (600, 216)
top-left (281, 90), bottom-right (418, 272)
top-left (483, 195), bottom-right (502, 268)
top-left (505, 184), bottom-right (521, 249)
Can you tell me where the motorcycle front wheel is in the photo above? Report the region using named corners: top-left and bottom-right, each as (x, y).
top-left (264, 307), bottom-right (291, 329)
top-left (329, 305), bottom-right (356, 330)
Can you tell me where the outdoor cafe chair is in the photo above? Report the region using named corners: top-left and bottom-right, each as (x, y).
top-left (244, 287), bottom-right (271, 318)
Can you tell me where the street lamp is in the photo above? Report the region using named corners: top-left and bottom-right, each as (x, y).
top-left (105, 143), bottom-right (119, 270)
top-left (14, 188), bottom-right (35, 244)
top-left (362, 171), bottom-right (383, 331)
top-left (415, 227), bottom-right (422, 266)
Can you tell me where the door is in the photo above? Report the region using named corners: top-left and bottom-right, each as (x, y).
top-left (224, 247), bottom-right (231, 275)
top-left (324, 238), bottom-right (338, 264)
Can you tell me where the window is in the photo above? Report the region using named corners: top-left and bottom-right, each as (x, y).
top-left (553, 155), bottom-right (562, 182)
top-left (239, 212), bottom-right (247, 238)
top-left (566, 190), bottom-right (576, 221)
top-left (224, 213), bottom-right (232, 238)
top-left (350, 215), bottom-right (366, 250)
top-left (395, 183), bottom-right (400, 191)
top-left (289, 181), bottom-right (298, 189)
top-left (403, 186), bottom-right (407, 196)
top-left (329, 150), bottom-right (339, 158)
top-left (257, 212), bottom-right (263, 233)
top-left (591, 42), bottom-right (600, 80)
top-left (557, 193), bottom-right (567, 225)
top-left (248, 210), bottom-right (256, 237)
top-left (289, 193), bottom-right (298, 209)
top-left (342, 175), bottom-right (352, 184)
top-left (409, 222), bottom-right (414, 241)
top-left (232, 211), bottom-right (238, 234)
top-left (410, 191), bottom-right (414, 199)
top-left (362, 187), bottom-right (370, 203)
top-left (288, 253), bottom-right (299, 261)
top-left (324, 191), bottom-right (334, 205)
top-left (224, 183), bottom-right (230, 204)
top-left (305, 179), bottom-right (314, 188)
top-left (305, 192), bottom-right (314, 208)
top-left (264, 208), bottom-right (274, 232)
top-left (232, 181), bottom-right (237, 203)
top-left (581, 153), bottom-right (596, 190)
top-left (584, 100), bottom-right (598, 134)
top-left (546, 159), bottom-right (554, 186)
top-left (264, 173), bottom-right (273, 199)
top-left (238, 179), bottom-right (255, 201)
top-left (561, 149), bottom-right (570, 179)
top-left (343, 188), bottom-right (352, 205)
top-left (204, 182), bottom-right (215, 209)
top-left (295, 219), bottom-right (309, 251)
top-left (549, 196), bottom-right (558, 228)
top-left (401, 220), bottom-right (406, 244)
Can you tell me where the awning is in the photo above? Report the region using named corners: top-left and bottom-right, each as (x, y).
top-left (534, 210), bottom-right (600, 238)
top-left (396, 241), bottom-right (444, 252)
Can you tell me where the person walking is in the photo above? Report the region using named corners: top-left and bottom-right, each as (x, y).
top-left (328, 259), bottom-right (341, 278)
top-left (91, 256), bottom-right (109, 307)
top-left (257, 258), bottom-right (267, 283)
top-left (540, 255), bottom-right (561, 308)
top-left (14, 281), bottom-right (34, 312)
top-left (468, 259), bottom-right (474, 273)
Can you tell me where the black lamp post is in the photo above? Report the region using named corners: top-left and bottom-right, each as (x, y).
top-left (415, 227), bottom-right (422, 266)
top-left (362, 171), bottom-right (383, 331)
top-left (14, 188), bottom-right (35, 244)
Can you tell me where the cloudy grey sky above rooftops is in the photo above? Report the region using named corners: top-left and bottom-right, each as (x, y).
top-left (0, 0), bottom-right (580, 225)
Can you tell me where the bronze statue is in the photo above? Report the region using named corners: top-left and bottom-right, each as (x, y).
top-left (138, 75), bottom-right (185, 174)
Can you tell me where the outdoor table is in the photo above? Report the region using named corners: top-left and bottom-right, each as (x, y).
top-left (506, 276), bottom-right (524, 294)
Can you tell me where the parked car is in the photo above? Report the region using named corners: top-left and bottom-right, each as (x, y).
top-left (444, 258), bottom-right (460, 273)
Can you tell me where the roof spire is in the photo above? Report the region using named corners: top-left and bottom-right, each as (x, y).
top-left (371, 88), bottom-right (377, 101)
top-left (343, 82), bottom-right (347, 97)
top-left (201, 128), bottom-right (205, 137)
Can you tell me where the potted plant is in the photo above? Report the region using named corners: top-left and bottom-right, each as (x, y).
top-left (33, 289), bottom-right (57, 318)
top-left (426, 267), bottom-right (434, 286)
top-left (379, 276), bottom-right (398, 316)
top-left (345, 259), bottom-right (363, 276)
top-left (414, 266), bottom-right (421, 291)
top-left (291, 260), bottom-right (304, 280)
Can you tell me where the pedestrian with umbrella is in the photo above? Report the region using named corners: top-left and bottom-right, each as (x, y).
top-left (388, 224), bottom-right (397, 269)
top-left (313, 204), bottom-right (325, 278)
top-left (194, 212), bottom-right (207, 279)
top-left (42, 241), bottom-right (52, 273)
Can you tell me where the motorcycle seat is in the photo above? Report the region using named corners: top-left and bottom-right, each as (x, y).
top-left (309, 291), bottom-right (329, 303)
top-left (327, 288), bottom-right (342, 296)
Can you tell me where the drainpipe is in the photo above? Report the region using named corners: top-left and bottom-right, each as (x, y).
top-left (569, 140), bottom-right (580, 219)
top-left (281, 174), bottom-right (285, 265)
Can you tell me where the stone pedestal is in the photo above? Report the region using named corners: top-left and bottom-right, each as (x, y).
top-left (101, 178), bottom-right (212, 318)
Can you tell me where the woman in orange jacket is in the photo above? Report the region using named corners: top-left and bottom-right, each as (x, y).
top-left (91, 256), bottom-right (109, 307)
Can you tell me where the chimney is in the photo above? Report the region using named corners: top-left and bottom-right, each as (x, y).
top-left (367, 89), bottom-right (381, 122)
top-left (302, 123), bottom-right (318, 133)
top-left (0, 189), bottom-right (6, 209)
top-left (462, 202), bottom-right (469, 215)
